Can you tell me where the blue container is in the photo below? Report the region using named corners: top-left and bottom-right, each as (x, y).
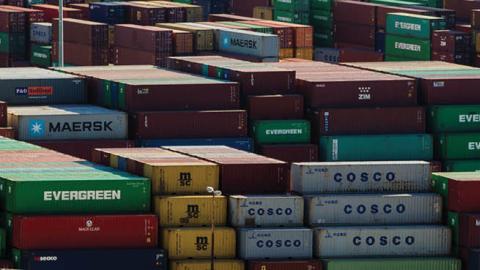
top-left (192, 0), bottom-right (231, 19)
top-left (138, 137), bottom-right (254, 152)
top-left (89, 2), bottom-right (127, 25)
top-left (14, 248), bottom-right (167, 270)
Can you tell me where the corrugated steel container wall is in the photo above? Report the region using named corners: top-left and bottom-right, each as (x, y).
top-left (314, 226), bottom-right (451, 258)
top-left (161, 227), bottom-right (236, 259)
top-left (229, 195), bottom-right (304, 227)
top-left (457, 213), bottom-right (480, 248)
top-left (139, 138), bottom-right (254, 152)
top-left (0, 101), bottom-right (6, 127)
top-left (154, 196), bottom-right (227, 226)
top-left (322, 258), bottom-right (461, 270)
top-left (305, 193), bottom-right (442, 226)
top-left (169, 260), bottom-right (245, 270)
top-left (428, 105), bottom-right (480, 133)
top-left (436, 133), bottom-right (480, 160)
top-left (30, 22), bottom-right (52, 44)
top-left (444, 160), bottom-right (480, 172)
top-left (432, 172), bottom-right (480, 212)
top-left (237, 228), bottom-right (313, 259)
top-left (248, 260), bottom-right (322, 270)
top-left (11, 214), bottom-right (158, 249)
top-left (247, 95), bottom-right (304, 121)
top-left (218, 29), bottom-right (279, 58)
top-left (291, 161), bottom-right (432, 194)
top-left (14, 248), bottom-right (167, 270)
top-left (258, 144), bottom-right (318, 163)
top-left (0, 128), bottom-right (16, 139)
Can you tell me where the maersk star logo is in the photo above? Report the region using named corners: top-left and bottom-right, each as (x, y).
top-left (223, 37), bottom-right (229, 47)
top-left (29, 120), bottom-right (45, 137)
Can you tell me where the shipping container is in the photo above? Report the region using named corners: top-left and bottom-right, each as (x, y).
top-left (291, 161), bottom-right (432, 194)
top-left (154, 195), bottom-right (226, 226)
top-left (334, 0), bottom-right (376, 26)
top-left (138, 138), bottom-right (253, 152)
top-left (0, 127), bottom-right (15, 139)
top-left (386, 13), bottom-right (446, 39)
top-left (428, 105), bottom-right (480, 133)
top-left (385, 34), bottom-right (431, 60)
top-left (0, 101), bottom-right (6, 127)
top-left (432, 30), bottom-right (471, 53)
top-left (30, 45), bottom-right (52, 68)
top-left (30, 22), bottom-right (52, 44)
top-left (217, 29), bottom-right (279, 58)
top-left (314, 225), bottom-right (451, 257)
top-left (170, 259), bottom-right (244, 270)
top-left (252, 120), bottom-right (310, 144)
top-left (247, 95), bottom-right (304, 121)
top-left (432, 172), bottom-right (480, 212)
top-left (258, 144), bottom-right (318, 163)
top-left (448, 212), bottom-right (480, 248)
top-left (436, 133), bottom-right (480, 160)
top-left (237, 228), bottom-right (313, 259)
top-left (322, 257), bottom-right (460, 270)
top-left (305, 193), bottom-right (442, 226)
top-left (248, 260), bottom-right (322, 270)
top-left (13, 248), bottom-right (167, 270)
top-left (444, 160), bottom-right (480, 172)
top-left (11, 214), bottom-right (157, 249)
top-left (229, 195), bottom-right (303, 227)
top-left (161, 227), bottom-right (236, 259)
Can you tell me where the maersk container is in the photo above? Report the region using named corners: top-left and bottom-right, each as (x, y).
top-left (252, 120), bottom-right (310, 144)
top-left (169, 259), bottom-right (244, 270)
top-left (305, 193), bottom-right (442, 226)
top-left (154, 195), bottom-right (227, 227)
top-left (314, 225), bottom-right (451, 258)
top-left (8, 105), bottom-right (128, 141)
top-left (385, 34), bottom-right (431, 60)
top-left (319, 134), bottom-right (433, 161)
top-left (237, 228), bottom-right (313, 259)
top-left (218, 29), bottom-right (279, 58)
top-left (436, 133), bottom-right (480, 160)
top-left (291, 161), bottom-right (431, 194)
top-left (444, 160), bottom-right (480, 172)
top-left (386, 13), bottom-right (446, 39)
top-left (322, 257), bottom-right (461, 270)
top-left (138, 137), bottom-right (254, 152)
top-left (30, 22), bottom-right (52, 44)
top-left (229, 195), bottom-right (304, 227)
top-left (428, 105), bottom-right (480, 133)
top-left (13, 248), bottom-right (167, 270)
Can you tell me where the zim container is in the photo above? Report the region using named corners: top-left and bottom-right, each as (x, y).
top-left (436, 133), bottom-right (480, 160)
top-left (252, 120), bottom-right (310, 144)
top-left (428, 105), bottom-right (480, 133)
top-left (169, 260), bottom-right (244, 270)
top-left (248, 260), bottom-right (322, 270)
top-left (386, 13), bottom-right (446, 39)
top-left (432, 172), bottom-right (480, 212)
top-left (322, 257), bottom-right (460, 270)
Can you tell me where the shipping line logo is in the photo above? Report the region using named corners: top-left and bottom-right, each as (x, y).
top-left (78, 219), bottom-right (101, 232)
top-left (44, 190), bottom-right (121, 201)
top-left (178, 172), bottom-right (192, 186)
top-left (180, 204), bottom-right (200, 224)
top-left (223, 37), bottom-right (257, 49)
top-left (15, 86), bottom-right (53, 97)
top-left (195, 236), bottom-right (209, 250)
top-left (29, 120), bottom-right (114, 137)
top-left (29, 119), bottom-right (45, 137)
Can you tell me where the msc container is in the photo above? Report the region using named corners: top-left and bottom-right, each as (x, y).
top-left (229, 195), bottom-right (304, 227)
top-left (305, 193), bottom-right (442, 226)
top-left (428, 105), bottom-right (480, 133)
top-left (8, 105), bottom-right (128, 141)
top-left (322, 258), bottom-right (461, 270)
top-left (252, 120), bottom-right (310, 144)
top-left (11, 214), bottom-right (157, 249)
top-left (386, 13), bottom-right (446, 39)
top-left (30, 22), bottom-right (52, 44)
top-left (169, 260), bottom-right (244, 270)
top-left (444, 160), bottom-right (480, 172)
top-left (436, 133), bottom-right (480, 159)
top-left (154, 196), bottom-right (227, 226)
top-left (385, 34), bottom-right (431, 60)
top-left (314, 225), bottom-right (451, 257)
top-left (247, 95), bottom-right (304, 121)
top-left (319, 134), bottom-right (433, 161)
top-left (248, 260), bottom-right (322, 270)
top-left (258, 144), bottom-right (318, 163)
top-left (13, 248), bottom-right (167, 270)
top-left (237, 228), bottom-right (313, 259)
top-left (218, 29), bottom-right (279, 58)
top-left (161, 227), bottom-right (236, 259)
top-left (138, 138), bottom-right (253, 152)
top-left (291, 161), bottom-right (432, 194)
top-left (432, 172), bottom-right (480, 212)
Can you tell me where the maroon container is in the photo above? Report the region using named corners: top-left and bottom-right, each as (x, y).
top-left (376, 5), bottom-right (431, 29)
top-left (171, 29), bottom-right (194, 55)
top-left (445, 0), bottom-right (480, 22)
top-left (459, 213), bottom-right (480, 248)
top-left (0, 127), bottom-right (14, 139)
top-left (431, 160), bottom-right (442, 172)
top-left (131, 110), bottom-right (248, 139)
top-left (0, 101), bottom-right (6, 127)
top-left (432, 30), bottom-right (471, 53)
top-left (0, 9), bottom-right (25, 33)
top-left (248, 260), bottom-right (323, 270)
top-left (52, 41), bottom-right (109, 66)
top-left (0, 6), bottom-right (44, 24)
top-left (257, 20), bottom-right (313, 48)
top-left (421, 76), bottom-right (480, 105)
top-left (165, 145), bottom-right (289, 194)
top-left (244, 20), bottom-right (295, 49)
top-left (338, 47), bottom-right (384, 62)
top-left (32, 4), bottom-right (83, 23)
top-left (248, 95), bottom-right (304, 120)
top-left (53, 18), bottom-right (108, 46)
top-left (114, 46), bottom-right (168, 67)
top-left (0, 260), bottom-right (13, 268)
top-left (114, 24), bottom-right (172, 53)
top-left (473, 9), bottom-right (480, 30)
top-left (12, 215), bottom-right (158, 249)
top-left (431, 51), bottom-right (471, 65)
top-left (334, 0), bottom-right (376, 26)
top-left (68, 3), bottom-right (90, 19)
top-left (128, 4), bottom-right (166, 25)
top-left (230, 0), bottom-right (270, 17)
top-left (335, 22), bottom-right (375, 48)
top-left (208, 13), bottom-right (261, 22)
top-left (258, 144), bottom-right (318, 163)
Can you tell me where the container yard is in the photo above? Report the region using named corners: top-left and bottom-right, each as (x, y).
top-left (1, 0), bottom-right (480, 269)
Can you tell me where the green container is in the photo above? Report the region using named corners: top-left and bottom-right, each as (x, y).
top-left (428, 105), bottom-right (480, 133)
top-left (0, 32), bottom-right (26, 56)
top-left (386, 13), bottom-right (446, 39)
top-left (319, 134), bottom-right (433, 161)
top-left (273, 0), bottom-right (309, 12)
top-left (310, 10), bottom-right (333, 30)
top-left (385, 34), bottom-right (431, 60)
top-left (30, 44), bottom-right (52, 67)
top-left (384, 54), bottom-right (420, 61)
top-left (431, 172), bottom-right (448, 212)
top-left (444, 160), bottom-right (480, 172)
top-left (370, 0), bottom-right (425, 6)
top-left (436, 133), bottom-right (480, 160)
top-left (311, 0), bottom-right (332, 10)
top-left (448, 211), bottom-right (459, 245)
top-left (322, 258), bottom-right (461, 270)
top-left (274, 9), bottom-right (310, 24)
top-left (252, 120), bottom-right (310, 144)
top-left (314, 31), bottom-right (334, 47)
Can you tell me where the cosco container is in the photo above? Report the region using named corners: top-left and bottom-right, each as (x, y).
top-left (428, 105), bottom-right (480, 132)
top-left (8, 105), bottom-right (128, 141)
top-left (11, 214), bottom-right (157, 249)
top-left (13, 248), bottom-right (167, 270)
top-left (386, 13), bottom-right (446, 39)
top-left (218, 29), bottom-right (279, 58)
top-left (305, 193), bottom-right (442, 226)
top-left (248, 260), bottom-right (322, 270)
top-left (252, 120), bottom-right (310, 144)
top-left (314, 225), bottom-right (451, 257)
top-left (436, 133), bottom-right (480, 159)
top-left (169, 260), bottom-right (244, 270)
top-left (229, 195), bottom-right (304, 227)
top-left (319, 134), bottom-right (433, 161)
top-left (154, 196), bottom-right (227, 226)
top-left (291, 161), bottom-right (431, 194)
top-left (30, 22), bottom-right (52, 44)
top-left (322, 257), bottom-right (460, 270)
top-left (385, 34), bottom-right (431, 60)
top-left (161, 227), bottom-right (235, 259)
top-left (237, 228), bottom-right (313, 259)
top-left (432, 172), bottom-right (480, 212)
top-left (139, 138), bottom-right (253, 152)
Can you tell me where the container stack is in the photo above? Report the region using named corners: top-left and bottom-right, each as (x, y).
top-left (273, 0), bottom-right (309, 25)
top-left (30, 22), bottom-right (52, 67)
top-left (156, 23), bottom-right (215, 53)
top-left (431, 30), bottom-right (472, 64)
top-left (32, 4), bottom-right (83, 23)
top-left (310, 0), bottom-right (333, 47)
top-left (0, 7), bottom-right (26, 67)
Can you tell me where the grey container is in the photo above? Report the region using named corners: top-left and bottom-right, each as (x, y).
top-left (218, 29), bottom-right (279, 58)
top-left (8, 105), bottom-right (128, 141)
top-left (291, 161), bottom-right (431, 194)
top-left (305, 193), bottom-right (442, 226)
top-left (0, 68), bottom-right (86, 105)
top-left (229, 195), bottom-right (304, 227)
top-left (314, 225), bottom-right (451, 258)
top-left (30, 22), bottom-right (53, 44)
top-left (237, 227), bottom-right (313, 259)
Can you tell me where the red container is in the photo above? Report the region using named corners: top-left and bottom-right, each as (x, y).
top-left (132, 110), bottom-right (248, 139)
top-left (0, 260), bottom-right (13, 268)
top-left (444, 176), bottom-right (480, 212)
top-left (0, 6), bottom-right (44, 24)
top-left (335, 22), bottom-right (375, 48)
top-left (53, 18), bottom-right (108, 46)
top-left (338, 47), bottom-right (384, 62)
top-left (244, 20), bottom-right (294, 49)
top-left (52, 41), bottom-right (109, 66)
top-left (0, 127), bottom-right (15, 139)
top-left (431, 51), bottom-right (471, 65)
top-left (230, 0), bottom-right (270, 17)
top-left (459, 213), bottom-right (480, 248)
top-left (258, 144), bottom-right (318, 163)
top-left (255, 20), bottom-right (313, 48)
top-left (0, 9), bottom-right (25, 33)
top-left (12, 215), bottom-right (158, 249)
top-left (32, 140), bottom-right (135, 161)
top-left (334, 0), bottom-right (376, 26)
top-left (114, 24), bottom-right (172, 53)
top-left (68, 3), bottom-right (90, 20)
top-left (421, 76), bottom-right (480, 105)
top-left (0, 101), bottom-right (6, 127)
top-left (376, 6), bottom-right (431, 29)
top-left (248, 260), bottom-right (323, 270)
top-left (32, 4), bottom-right (83, 22)
top-left (165, 146), bottom-right (289, 194)
top-left (311, 107), bottom-right (426, 135)
top-left (445, 0), bottom-right (480, 22)
top-left (431, 161), bottom-right (442, 172)
top-left (248, 95), bottom-right (304, 120)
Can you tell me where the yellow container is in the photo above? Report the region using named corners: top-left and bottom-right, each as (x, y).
top-left (154, 195), bottom-right (227, 226)
top-left (295, 48), bottom-right (314, 60)
top-left (144, 162), bottom-right (219, 195)
top-left (161, 227), bottom-right (236, 259)
top-left (280, 48), bottom-right (295, 59)
top-left (253, 6), bottom-right (273, 20)
top-left (109, 154), bottom-right (119, 169)
top-left (169, 259), bottom-right (245, 270)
